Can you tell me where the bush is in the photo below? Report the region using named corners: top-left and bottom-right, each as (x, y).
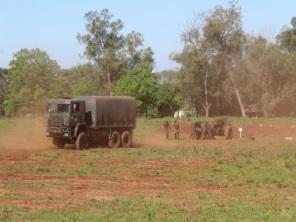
top-left (115, 64), bottom-right (181, 117)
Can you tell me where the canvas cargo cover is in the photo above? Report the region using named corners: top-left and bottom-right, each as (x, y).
top-left (74, 96), bottom-right (137, 128)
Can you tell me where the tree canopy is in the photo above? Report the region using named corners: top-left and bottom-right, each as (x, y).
top-left (4, 48), bottom-right (59, 116)
top-left (277, 17), bottom-right (296, 52)
top-left (114, 65), bottom-right (181, 117)
top-left (77, 9), bottom-right (153, 95)
top-left (169, 2), bottom-right (296, 117)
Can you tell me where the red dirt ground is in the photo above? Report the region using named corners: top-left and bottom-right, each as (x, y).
top-left (0, 120), bottom-right (296, 209)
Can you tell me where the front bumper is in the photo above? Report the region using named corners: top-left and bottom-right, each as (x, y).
top-left (46, 127), bottom-right (73, 138)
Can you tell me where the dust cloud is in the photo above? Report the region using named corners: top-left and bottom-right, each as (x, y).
top-left (0, 117), bottom-right (52, 151)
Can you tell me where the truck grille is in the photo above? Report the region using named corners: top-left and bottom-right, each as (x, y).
top-left (48, 117), bottom-right (64, 126)
top-left (48, 127), bottom-right (71, 133)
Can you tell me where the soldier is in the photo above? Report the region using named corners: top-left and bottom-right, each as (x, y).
top-left (172, 120), bottom-right (180, 140)
top-left (211, 118), bottom-right (229, 136)
top-left (224, 124), bottom-right (233, 139)
top-left (211, 118), bottom-right (234, 139)
top-left (190, 121), bottom-right (198, 139)
top-left (190, 122), bottom-right (196, 139)
top-left (190, 121), bottom-right (203, 139)
top-left (162, 120), bottom-right (170, 139)
top-left (206, 122), bottom-right (215, 139)
top-left (200, 121), bottom-right (215, 139)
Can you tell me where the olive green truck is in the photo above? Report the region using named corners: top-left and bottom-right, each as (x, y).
top-left (46, 96), bottom-right (137, 149)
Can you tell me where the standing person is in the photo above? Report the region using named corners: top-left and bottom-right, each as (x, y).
top-left (162, 120), bottom-right (170, 139)
top-left (173, 120), bottom-right (180, 140)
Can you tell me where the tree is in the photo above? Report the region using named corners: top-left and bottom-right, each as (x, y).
top-left (49, 69), bottom-right (72, 99)
top-left (171, 1), bottom-right (245, 117)
top-left (0, 68), bottom-right (8, 116)
top-left (114, 65), bottom-right (158, 116)
top-left (202, 1), bottom-right (246, 117)
top-left (155, 83), bottom-right (182, 117)
top-left (114, 64), bottom-right (181, 117)
top-left (172, 23), bottom-right (216, 117)
top-left (241, 36), bottom-right (296, 114)
top-left (277, 17), bottom-right (296, 52)
top-left (172, 46), bottom-right (212, 116)
top-left (170, 7), bottom-right (296, 117)
top-left (69, 63), bottom-right (105, 96)
top-left (77, 9), bottom-right (153, 95)
top-left (4, 48), bottom-right (59, 116)
top-left (124, 31), bottom-right (154, 70)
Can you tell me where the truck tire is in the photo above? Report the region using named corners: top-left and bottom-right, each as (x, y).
top-left (76, 132), bottom-right (88, 149)
top-left (53, 138), bottom-right (65, 149)
top-left (108, 131), bottom-right (121, 148)
top-left (121, 131), bottom-right (132, 148)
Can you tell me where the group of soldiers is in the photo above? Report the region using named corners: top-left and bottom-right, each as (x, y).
top-left (162, 118), bottom-right (233, 140)
top-left (190, 118), bottom-right (233, 140)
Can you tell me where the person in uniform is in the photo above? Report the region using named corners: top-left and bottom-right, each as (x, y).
top-left (190, 121), bottom-right (203, 139)
top-left (162, 120), bottom-right (170, 139)
top-left (172, 120), bottom-right (180, 140)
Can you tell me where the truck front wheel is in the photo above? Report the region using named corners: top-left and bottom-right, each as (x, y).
top-left (108, 131), bottom-right (121, 148)
top-left (76, 132), bottom-right (89, 149)
top-left (53, 138), bottom-right (65, 149)
top-left (121, 131), bottom-right (132, 148)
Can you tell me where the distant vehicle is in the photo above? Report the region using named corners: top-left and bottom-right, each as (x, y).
top-left (46, 96), bottom-right (137, 149)
top-left (174, 110), bottom-right (196, 118)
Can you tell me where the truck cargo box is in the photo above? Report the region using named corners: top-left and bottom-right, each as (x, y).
top-left (74, 96), bottom-right (137, 128)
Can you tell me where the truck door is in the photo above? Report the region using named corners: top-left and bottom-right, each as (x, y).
top-left (71, 102), bottom-right (84, 124)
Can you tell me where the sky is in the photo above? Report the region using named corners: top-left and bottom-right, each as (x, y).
top-left (0, 0), bottom-right (295, 71)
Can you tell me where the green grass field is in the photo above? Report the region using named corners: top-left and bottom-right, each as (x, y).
top-left (0, 117), bottom-right (296, 221)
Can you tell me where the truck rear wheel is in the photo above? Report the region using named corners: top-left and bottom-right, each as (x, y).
top-left (53, 138), bottom-right (65, 149)
top-left (121, 131), bottom-right (132, 148)
top-left (76, 132), bottom-right (88, 149)
top-left (108, 131), bottom-right (121, 148)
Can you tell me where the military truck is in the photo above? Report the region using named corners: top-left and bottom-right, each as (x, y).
top-left (46, 96), bottom-right (137, 149)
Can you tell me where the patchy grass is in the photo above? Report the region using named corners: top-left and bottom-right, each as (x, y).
top-left (0, 117), bottom-right (296, 221)
top-left (0, 198), bottom-right (295, 221)
top-left (0, 119), bottom-right (16, 131)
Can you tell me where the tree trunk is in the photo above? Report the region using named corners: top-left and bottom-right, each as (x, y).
top-left (234, 86), bottom-right (246, 117)
top-left (202, 103), bottom-right (211, 118)
top-left (202, 66), bottom-right (211, 118)
top-left (194, 102), bottom-right (199, 117)
top-left (107, 71), bottom-right (112, 96)
top-left (229, 71), bottom-right (246, 118)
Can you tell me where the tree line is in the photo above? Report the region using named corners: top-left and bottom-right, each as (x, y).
top-left (164, 2), bottom-right (296, 117)
top-left (1, 2), bottom-right (296, 117)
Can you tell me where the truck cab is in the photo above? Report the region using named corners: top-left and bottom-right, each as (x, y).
top-left (47, 99), bottom-right (91, 148)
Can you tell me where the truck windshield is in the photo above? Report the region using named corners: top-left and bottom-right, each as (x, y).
top-left (48, 104), bottom-right (70, 113)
